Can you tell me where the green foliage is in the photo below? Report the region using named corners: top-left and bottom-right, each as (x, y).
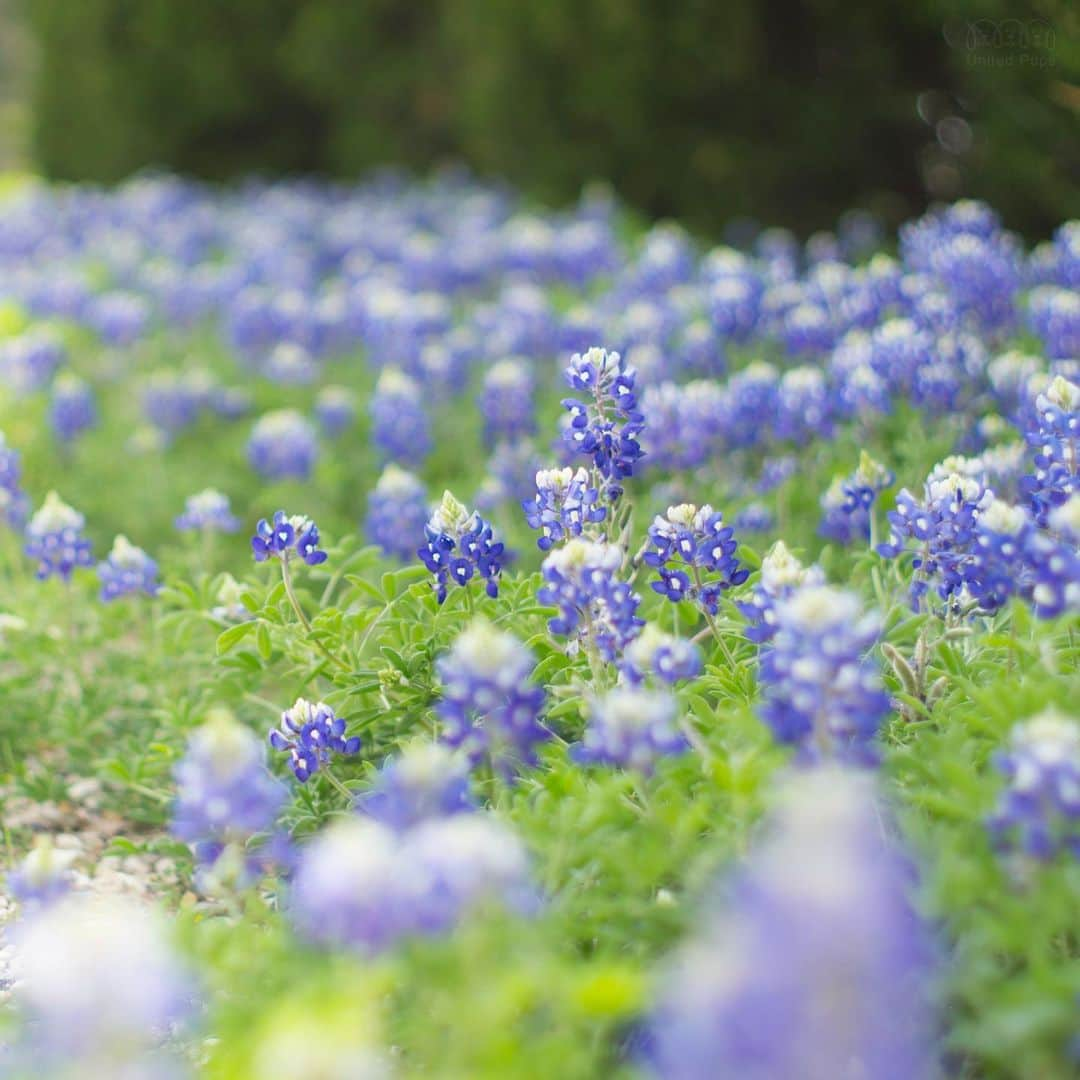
top-left (0, 293), bottom-right (1076, 1074)
top-left (21, 0), bottom-right (1080, 235)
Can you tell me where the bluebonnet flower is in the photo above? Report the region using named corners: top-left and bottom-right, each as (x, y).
top-left (645, 504), bottom-right (748, 615)
top-left (435, 619), bottom-right (548, 774)
top-left (366, 465), bottom-right (429, 561)
top-left (370, 367), bottom-right (431, 466)
top-left (1022, 526), bottom-right (1080, 620)
top-left (1049, 492), bottom-right (1080, 545)
top-left (559, 302), bottom-right (605, 354)
top-left (480, 358), bottom-right (536, 446)
top-left (141, 369), bottom-right (201, 437)
top-left (759, 585), bottom-right (890, 763)
top-left (97, 535), bottom-right (160, 601)
top-left (262, 341), bottom-right (320, 385)
top-left (24, 491), bottom-right (94, 581)
top-left (475, 438), bottom-right (543, 511)
top-left (759, 280), bottom-right (803, 336)
top-left (1027, 240), bottom-right (1061, 288)
top-left (640, 381), bottom-right (725, 471)
top-left (290, 814), bottom-right (533, 953)
top-left (878, 469), bottom-right (993, 609)
top-left (247, 408), bottom-right (319, 480)
top-left (732, 502), bottom-right (773, 534)
top-left (719, 361), bottom-right (778, 450)
top-left (0, 430), bottom-right (29, 529)
top-left (1020, 374), bottom-right (1078, 526)
top-left (779, 301), bottom-right (835, 357)
top-left (829, 330), bottom-right (890, 419)
top-left (805, 229), bottom-right (841, 264)
top-left (9, 896), bottom-right (190, 1065)
top-left (968, 499), bottom-right (1034, 613)
top-left (402, 815), bottom-right (537, 932)
top-left (819, 451), bottom-right (894, 545)
top-left (928, 231), bottom-right (1020, 334)
top-left (987, 349), bottom-right (1044, 421)
top-left (6, 839), bottom-right (77, 909)
top-left (707, 270), bottom-right (762, 343)
top-left (675, 318), bottom-right (725, 378)
top-left (868, 317), bottom-right (934, 395)
top-left (314, 384), bottom-right (357, 437)
top-left (648, 768), bottom-right (935, 1080)
top-left (210, 573), bottom-right (254, 624)
top-left (211, 383), bottom-right (253, 419)
top-left (0, 329), bottom-right (65, 394)
top-left (756, 455), bottom-right (798, 493)
top-left (172, 709), bottom-right (287, 875)
top-left (1028, 286), bottom-right (1080, 361)
top-left (987, 709), bottom-right (1080, 860)
top-left (775, 365), bottom-right (832, 441)
top-left (252, 510), bottom-right (328, 566)
top-left (269, 698), bottom-right (361, 783)
top-left (561, 346), bottom-right (645, 499)
top-left (87, 290), bottom-right (150, 346)
top-left (1052, 220), bottom-right (1080, 288)
top-left (288, 818), bottom-right (415, 953)
top-left (623, 624), bottom-right (703, 685)
top-left (175, 488), bottom-right (240, 533)
top-left (757, 227), bottom-right (799, 279)
top-left (418, 490), bottom-right (504, 604)
top-left (538, 539), bottom-right (644, 662)
top-left (48, 373), bottom-right (97, 444)
top-left (522, 466), bottom-right (606, 550)
top-left (356, 743), bottom-right (474, 830)
top-left (628, 223), bottom-right (695, 292)
top-left (575, 688), bottom-right (688, 772)
top-left (736, 540), bottom-right (825, 645)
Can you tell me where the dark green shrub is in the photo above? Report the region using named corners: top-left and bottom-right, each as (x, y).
top-left (22, 0), bottom-right (1080, 236)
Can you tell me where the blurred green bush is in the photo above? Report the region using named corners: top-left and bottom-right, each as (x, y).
top-left (23, 0), bottom-right (1079, 235)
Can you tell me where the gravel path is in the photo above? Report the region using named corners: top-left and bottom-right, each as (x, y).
top-left (0, 776), bottom-right (181, 1002)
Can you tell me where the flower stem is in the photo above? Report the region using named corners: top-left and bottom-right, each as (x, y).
top-left (280, 559), bottom-right (350, 674)
top-left (691, 566), bottom-right (737, 669)
top-left (703, 607), bottom-right (737, 669)
top-left (321, 767), bottom-right (355, 804)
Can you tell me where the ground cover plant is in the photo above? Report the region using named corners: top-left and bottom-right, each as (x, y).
top-left (0, 174), bottom-right (1076, 1078)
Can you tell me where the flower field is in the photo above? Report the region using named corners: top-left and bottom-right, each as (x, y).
top-left (0, 175), bottom-right (1077, 1078)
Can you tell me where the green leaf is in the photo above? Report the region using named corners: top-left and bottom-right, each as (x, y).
top-left (216, 621), bottom-right (256, 655)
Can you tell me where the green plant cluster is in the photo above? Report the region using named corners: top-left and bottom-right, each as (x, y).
top-left (0, 285), bottom-right (1076, 1077)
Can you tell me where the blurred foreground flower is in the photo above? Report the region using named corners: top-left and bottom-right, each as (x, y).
top-left (988, 708), bottom-right (1080, 861)
top-left (575, 687), bottom-right (688, 772)
top-left (356, 742), bottom-right (474, 830)
top-left (290, 814), bottom-right (534, 953)
top-left (6, 837), bottom-right (76, 909)
top-left (172, 709), bottom-right (287, 880)
top-left (648, 768), bottom-right (936, 1079)
top-left (9, 895), bottom-right (190, 1070)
